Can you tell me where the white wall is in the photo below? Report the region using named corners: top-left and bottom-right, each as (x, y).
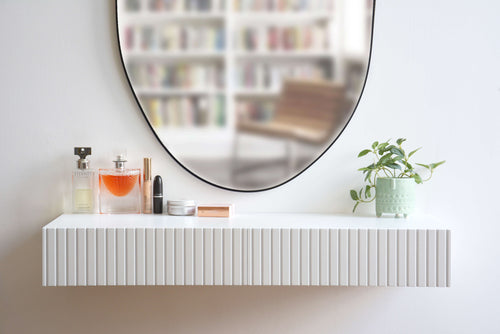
top-left (1, 0), bottom-right (499, 333)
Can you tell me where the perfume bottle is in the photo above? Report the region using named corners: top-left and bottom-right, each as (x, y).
top-left (72, 147), bottom-right (97, 213)
top-left (99, 154), bottom-right (141, 214)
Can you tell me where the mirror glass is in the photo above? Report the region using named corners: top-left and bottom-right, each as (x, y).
top-left (117, 0), bottom-right (374, 191)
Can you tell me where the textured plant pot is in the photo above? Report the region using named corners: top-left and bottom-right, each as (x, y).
top-left (376, 177), bottom-right (416, 218)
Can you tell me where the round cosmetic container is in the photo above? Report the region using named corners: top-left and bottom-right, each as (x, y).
top-left (167, 200), bottom-right (196, 216)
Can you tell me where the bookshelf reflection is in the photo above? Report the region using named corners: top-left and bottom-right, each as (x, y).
top-left (118, 0), bottom-right (373, 190)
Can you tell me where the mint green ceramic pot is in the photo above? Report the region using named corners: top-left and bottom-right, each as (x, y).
top-left (375, 177), bottom-right (416, 218)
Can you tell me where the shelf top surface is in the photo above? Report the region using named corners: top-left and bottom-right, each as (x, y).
top-left (44, 213), bottom-right (448, 230)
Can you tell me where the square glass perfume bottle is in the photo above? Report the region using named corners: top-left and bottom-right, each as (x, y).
top-left (72, 147), bottom-right (97, 213)
top-left (99, 154), bottom-right (141, 214)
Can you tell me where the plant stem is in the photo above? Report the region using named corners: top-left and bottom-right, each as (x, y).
top-left (423, 169), bottom-right (434, 182)
top-left (356, 196), bottom-right (376, 205)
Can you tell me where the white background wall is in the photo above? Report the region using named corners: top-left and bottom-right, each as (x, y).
top-left (1, 0), bottom-right (499, 333)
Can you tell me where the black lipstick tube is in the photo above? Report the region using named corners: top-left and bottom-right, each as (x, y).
top-left (153, 175), bottom-right (163, 214)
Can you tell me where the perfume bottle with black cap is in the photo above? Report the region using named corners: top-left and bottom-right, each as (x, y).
top-left (99, 152), bottom-right (141, 214)
top-left (72, 147), bottom-right (97, 213)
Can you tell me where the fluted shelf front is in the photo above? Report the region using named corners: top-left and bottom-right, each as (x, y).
top-left (42, 214), bottom-right (450, 287)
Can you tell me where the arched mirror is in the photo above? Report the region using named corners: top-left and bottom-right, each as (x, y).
top-left (117, 0), bottom-right (374, 191)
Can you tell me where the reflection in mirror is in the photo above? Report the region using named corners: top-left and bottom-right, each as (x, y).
top-left (118, 0), bottom-right (374, 191)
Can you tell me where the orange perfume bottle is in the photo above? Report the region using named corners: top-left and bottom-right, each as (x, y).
top-left (99, 154), bottom-right (141, 214)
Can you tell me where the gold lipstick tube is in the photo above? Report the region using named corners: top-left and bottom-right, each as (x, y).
top-left (143, 158), bottom-right (152, 214)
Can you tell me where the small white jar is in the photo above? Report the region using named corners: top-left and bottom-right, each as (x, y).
top-left (167, 200), bottom-right (196, 216)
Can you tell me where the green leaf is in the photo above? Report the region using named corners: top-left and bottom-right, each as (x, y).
top-left (350, 190), bottom-right (359, 201)
top-left (408, 147), bottom-right (421, 158)
top-left (386, 163), bottom-right (402, 170)
top-left (352, 202), bottom-right (360, 213)
top-left (379, 152), bottom-right (393, 165)
top-left (385, 145), bottom-right (396, 152)
top-left (396, 138), bottom-right (406, 145)
top-left (390, 147), bottom-right (405, 157)
top-left (371, 141), bottom-right (379, 149)
top-left (413, 173), bottom-right (423, 184)
top-left (365, 185), bottom-right (371, 198)
top-left (377, 143), bottom-right (390, 154)
top-left (403, 161), bottom-right (413, 170)
top-left (358, 149), bottom-right (371, 157)
top-left (429, 160), bottom-right (446, 169)
top-left (358, 163), bottom-right (375, 173)
top-left (416, 163), bottom-right (430, 169)
top-left (364, 170), bottom-right (372, 182)
top-left (358, 189), bottom-right (363, 198)
top-left (377, 142), bottom-right (389, 150)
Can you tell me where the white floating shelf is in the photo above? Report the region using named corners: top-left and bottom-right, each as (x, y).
top-left (42, 214), bottom-right (450, 287)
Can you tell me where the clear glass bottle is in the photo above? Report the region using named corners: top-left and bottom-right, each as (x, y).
top-left (99, 154), bottom-right (141, 214)
top-left (72, 147), bottom-right (97, 213)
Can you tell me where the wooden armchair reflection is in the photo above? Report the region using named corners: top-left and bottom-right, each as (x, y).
top-left (232, 80), bottom-right (348, 184)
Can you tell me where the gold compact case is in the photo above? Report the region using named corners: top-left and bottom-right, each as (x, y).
top-left (197, 204), bottom-right (234, 218)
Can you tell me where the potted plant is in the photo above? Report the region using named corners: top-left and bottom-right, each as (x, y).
top-left (350, 138), bottom-right (445, 217)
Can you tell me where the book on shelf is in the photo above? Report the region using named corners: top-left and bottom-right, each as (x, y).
top-left (128, 62), bottom-right (225, 90)
top-left (124, 24), bottom-right (225, 51)
top-left (236, 25), bottom-right (328, 52)
top-left (145, 96), bottom-right (226, 128)
top-left (125, 0), bottom-right (333, 13)
top-left (234, 0), bottom-right (333, 12)
top-left (125, 0), bottom-right (224, 12)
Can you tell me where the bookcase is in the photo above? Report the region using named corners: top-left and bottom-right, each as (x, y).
top-left (118, 0), bottom-right (372, 158)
